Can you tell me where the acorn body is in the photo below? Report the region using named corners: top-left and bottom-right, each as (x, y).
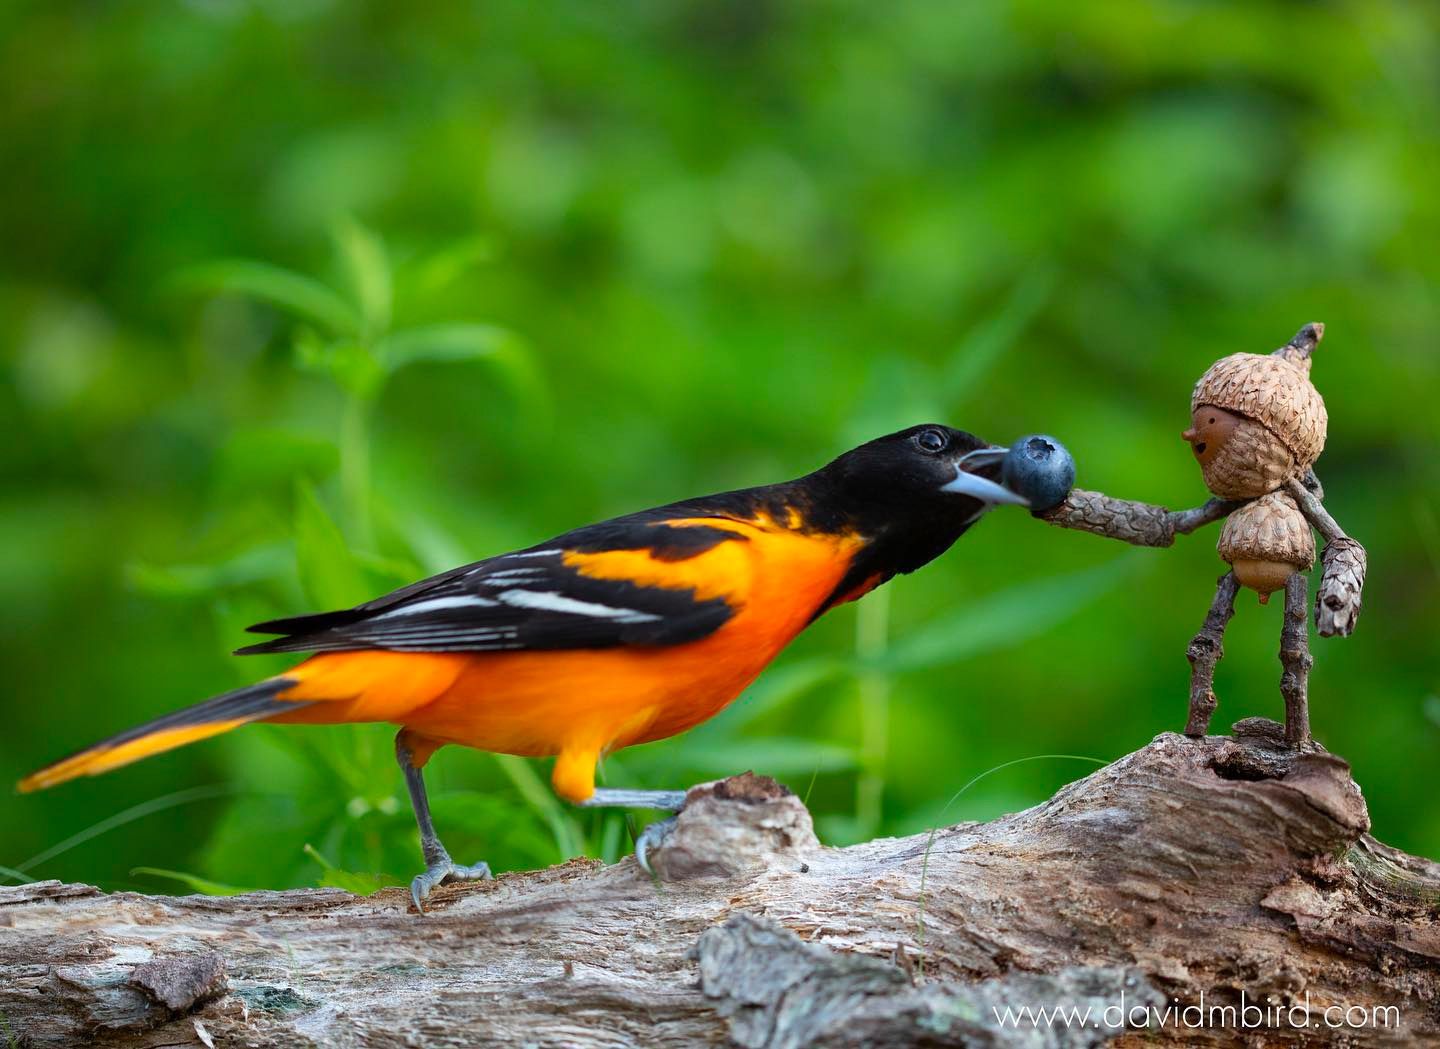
top-left (1217, 491), bottom-right (1316, 598)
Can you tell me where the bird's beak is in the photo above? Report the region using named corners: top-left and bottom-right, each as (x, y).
top-left (940, 446), bottom-right (1031, 507)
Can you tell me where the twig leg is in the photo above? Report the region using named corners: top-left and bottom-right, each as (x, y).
top-left (1280, 572), bottom-right (1313, 746)
top-left (1185, 572), bottom-right (1239, 737)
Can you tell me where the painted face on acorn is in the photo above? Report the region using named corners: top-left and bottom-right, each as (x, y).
top-left (1182, 404), bottom-right (1299, 500)
top-left (1182, 406), bottom-right (1244, 468)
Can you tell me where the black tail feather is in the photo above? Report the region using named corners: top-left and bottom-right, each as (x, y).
top-left (94, 678), bottom-right (304, 751)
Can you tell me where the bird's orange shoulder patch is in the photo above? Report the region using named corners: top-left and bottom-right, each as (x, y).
top-left (561, 518), bottom-right (759, 604)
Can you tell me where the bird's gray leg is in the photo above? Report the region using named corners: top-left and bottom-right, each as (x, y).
top-left (580, 787), bottom-right (688, 811)
top-left (1186, 572), bottom-right (1239, 737)
top-left (396, 731), bottom-right (491, 912)
top-left (578, 788), bottom-right (688, 874)
top-left (1280, 572), bottom-right (1314, 746)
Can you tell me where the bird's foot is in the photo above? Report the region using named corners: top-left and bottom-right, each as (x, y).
top-left (635, 814), bottom-right (678, 876)
top-left (575, 787), bottom-right (689, 876)
top-left (636, 812), bottom-right (679, 876)
top-left (410, 854), bottom-right (492, 912)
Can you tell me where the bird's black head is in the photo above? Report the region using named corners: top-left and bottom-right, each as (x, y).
top-left (808, 424), bottom-right (1030, 573)
top-left (819, 424), bottom-right (1023, 512)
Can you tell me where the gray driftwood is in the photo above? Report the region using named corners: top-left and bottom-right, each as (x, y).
top-left (2, 723), bottom-right (1437, 1048)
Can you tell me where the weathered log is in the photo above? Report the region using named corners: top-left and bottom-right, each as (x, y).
top-left (2, 723), bottom-right (1436, 1048)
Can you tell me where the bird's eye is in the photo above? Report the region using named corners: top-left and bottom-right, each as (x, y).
top-left (915, 429), bottom-right (947, 453)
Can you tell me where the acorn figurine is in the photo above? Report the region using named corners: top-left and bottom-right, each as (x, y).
top-left (1037, 322), bottom-right (1367, 747)
top-left (1185, 330), bottom-right (1327, 604)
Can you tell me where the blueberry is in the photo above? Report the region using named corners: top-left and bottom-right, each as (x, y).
top-left (1002, 434), bottom-right (1075, 512)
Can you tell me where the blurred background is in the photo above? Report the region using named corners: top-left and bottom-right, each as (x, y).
top-left (1, 1), bottom-right (1437, 895)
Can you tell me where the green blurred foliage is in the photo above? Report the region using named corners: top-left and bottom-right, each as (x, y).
top-left (1, 0), bottom-right (1437, 893)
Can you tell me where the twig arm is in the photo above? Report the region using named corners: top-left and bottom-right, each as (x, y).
top-left (1286, 476), bottom-right (1345, 544)
top-left (1287, 476), bottom-right (1367, 637)
top-left (1037, 487), bottom-right (1243, 548)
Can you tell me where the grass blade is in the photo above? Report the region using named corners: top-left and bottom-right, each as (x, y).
top-left (16, 785), bottom-right (232, 875)
top-left (302, 844), bottom-right (399, 895)
top-left (131, 867), bottom-right (252, 896)
top-left (491, 754), bottom-right (585, 860)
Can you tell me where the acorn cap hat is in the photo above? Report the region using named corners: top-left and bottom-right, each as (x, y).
top-left (1191, 324), bottom-right (1328, 469)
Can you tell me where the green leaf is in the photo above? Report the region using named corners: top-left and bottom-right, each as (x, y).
top-left (303, 844), bottom-right (398, 895)
top-left (379, 323), bottom-right (544, 405)
top-left (293, 481), bottom-right (370, 608)
top-left (880, 555), bottom-right (1140, 673)
top-left (410, 235), bottom-right (500, 295)
top-left (170, 259), bottom-right (360, 336)
top-left (1426, 695), bottom-right (1440, 728)
top-left (375, 322), bottom-right (517, 372)
top-left (131, 867), bottom-right (253, 896)
top-left (333, 216), bottom-right (392, 338)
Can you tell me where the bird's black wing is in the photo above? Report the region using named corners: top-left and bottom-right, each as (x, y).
top-left (236, 518), bottom-right (747, 655)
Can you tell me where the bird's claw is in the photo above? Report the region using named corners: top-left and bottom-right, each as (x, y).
top-left (635, 814), bottom-right (678, 876)
top-left (410, 855), bottom-right (492, 912)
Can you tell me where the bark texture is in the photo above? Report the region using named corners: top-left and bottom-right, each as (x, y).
top-left (2, 727), bottom-right (1437, 1048)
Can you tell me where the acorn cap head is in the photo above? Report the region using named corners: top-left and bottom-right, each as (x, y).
top-left (1191, 352), bottom-right (1327, 471)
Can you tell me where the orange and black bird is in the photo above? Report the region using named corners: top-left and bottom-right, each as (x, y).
top-left (20, 425), bottom-right (1072, 908)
